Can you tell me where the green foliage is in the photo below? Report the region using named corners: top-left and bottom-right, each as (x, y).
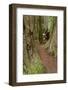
top-left (48, 16), bottom-right (56, 32)
top-left (23, 53), bottom-right (46, 74)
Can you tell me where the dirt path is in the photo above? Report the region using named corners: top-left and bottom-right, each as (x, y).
top-left (37, 45), bottom-right (57, 73)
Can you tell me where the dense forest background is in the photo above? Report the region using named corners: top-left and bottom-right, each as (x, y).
top-left (23, 15), bottom-right (57, 74)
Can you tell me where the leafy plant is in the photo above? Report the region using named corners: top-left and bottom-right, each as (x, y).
top-left (23, 53), bottom-right (47, 74)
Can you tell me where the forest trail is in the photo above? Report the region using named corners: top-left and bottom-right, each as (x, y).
top-left (37, 44), bottom-right (57, 73)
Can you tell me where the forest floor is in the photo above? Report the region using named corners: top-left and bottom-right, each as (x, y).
top-left (36, 44), bottom-right (57, 73)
